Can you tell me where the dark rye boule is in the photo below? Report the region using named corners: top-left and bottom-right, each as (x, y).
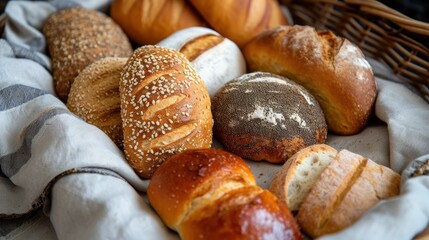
top-left (212, 72), bottom-right (327, 164)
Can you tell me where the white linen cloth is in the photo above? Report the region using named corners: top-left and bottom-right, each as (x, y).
top-left (0, 1), bottom-right (428, 240)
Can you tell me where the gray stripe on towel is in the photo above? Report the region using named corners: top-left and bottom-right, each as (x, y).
top-left (0, 84), bottom-right (48, 111)
top-left (0, 108), bottom-right (69, 178)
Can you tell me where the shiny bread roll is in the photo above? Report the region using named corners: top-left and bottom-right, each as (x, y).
top-left (67, 57), bottom-right (127, 148)
top-left (147, 148), bottom-right (302, 240)
top-left (189, 0), bottom-right (288, 47)
top-left (120, 45), bottom-right (213, 178)
top-left (43, 7), bottom-right (132, 102)
top-left (110, 0), bottom-right (206, 45)
top-left (243, 25), bottom-right (377, 135)
top-left (297, 149), bottom-right (400, 238)
top-left (212, 72), bottom-right (327, 163)
top-left (158, 27), bottom-right (246, 98)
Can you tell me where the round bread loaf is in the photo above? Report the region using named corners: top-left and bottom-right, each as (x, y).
top-left (189, 0), bottom-right (288, 47)
top-left (110, 0), bottom-right (206, 45)
top-left (120, 45), bottom-right (213, 179)
top-left (67, 57), bottom-right (127, 148)
top-left (243, 25), bottom-right (377, 135)
top-left (147, 148), bottom-right (302, 240)
top-left (212, 72), bottom-right (327, 164)
top-left (43, 7), bottom-right (132, 102)
top-left (157, 27), bottom-right (246, 98)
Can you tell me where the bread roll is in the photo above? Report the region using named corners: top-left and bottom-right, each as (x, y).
top-left (243, 25), bottom-right (377, 135)
top-left (43, 7), bottom-right (132, 102)
top-left (119, 45), bottom-right (212, 179)
top-left (147, 148), bottom-right (302, 240)
top-left (297, 149), bottom-right (400, 238)
top-left (269, 144), bottom-right (337, 212)
top-left (189, 0), bottom-right (288, 47)
top-left (158, 27), bottom-right (246, 97)
top-left (110, 0), bottom-right (206, 45)
top-left (67, 57), bottom-right (127, 148)
top-left (401, 155), bottom-right (429, 186)
top-left (212, 72), bottom-right (327, 163)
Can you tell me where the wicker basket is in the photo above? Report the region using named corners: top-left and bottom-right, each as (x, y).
top-left (281, 0), bottom-right (429, 102)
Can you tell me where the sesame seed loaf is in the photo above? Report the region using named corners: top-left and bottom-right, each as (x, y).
top-left (120, 45), bottom-right (213, 179)
top-left (212, 72), bottom-right (327, 164)
top-left (67, 57), bottom-right (127, 148)
top-left (43, 7), bottom-right (132, 102)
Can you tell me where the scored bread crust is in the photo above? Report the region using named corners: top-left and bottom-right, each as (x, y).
top-left (67, 57), bottom-right (127, 148)
top-left (269, 144), bottom-right (337, 211)
top-left (297, 149), bottom-right (400, 238)
top-left (243, 25), bottom-right (377, 135)
top-left (120, 45), bottom-right (213, 178)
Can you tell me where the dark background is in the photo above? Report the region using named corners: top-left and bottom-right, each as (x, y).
top-left (0, 0), bottom-right (428, 23)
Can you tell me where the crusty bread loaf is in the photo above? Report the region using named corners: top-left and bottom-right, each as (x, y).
top-left (269, 144), bottom-right (337, 212)
top-left (147, 148), bottom-right (302, 240)
top-left (243, 25), bottom-right (377, 135)
top-left (43, 7), bottom-right (132, 102)
top-left (297, 149), bottom-right (400, 238)
top-left (212, 72), bottom-right (327, 163)
top-left (158, 27), bottom-right (246, 97)
top-left (119, 45), bottom-right (213, 179)
top-left (110, 0), bottom-right (206, 45)
top-left (67, 57), bottom-right (127, 148)
top-left (189, 0), bottom-right (288, 47)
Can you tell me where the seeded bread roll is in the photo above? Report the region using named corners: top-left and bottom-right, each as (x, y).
top-left (212, 72), bottom-right (327, 164)
top-left (120, 45), bottom-right (213, 178)
top-left (147, 148), bottom-right (302, 240)
top-left (243, 25), bottom-right (377, 135)
top-left (110, 0), bottom-right (206, 45)
top-left (158, 27), bottom-right (246, 97)
top-left (189, 0), bottom-right (288, 47)
top-left (297, 149), bottom-right (400, 238)
top-left (67, 57), bottom-right (127, 148)
top-left (43, 7), bottom-right (132, 102)
top-left (269, 144), bottom-right (337, 212)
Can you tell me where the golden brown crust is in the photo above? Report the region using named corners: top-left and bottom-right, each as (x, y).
top-left (243, 25), bottom-right (377, 135)
top-left (212, 72), bottom-right (327, 163)
top-left (120, 45), bottom-right (213, 178)
top-left (179, 34), bottom-right (225, 61)
top-left (43, 7), bottom-right (132, 102)
top-left (297, 150), bottom-right (400, 238)
top-left (147, 148), bottom-right (302, 240)
top-left (110, 0), bottom-right (207, 44)
top-left (67, 57), bottom-right (127, 148)
top-left (189, 0), bottom-right (288, 47)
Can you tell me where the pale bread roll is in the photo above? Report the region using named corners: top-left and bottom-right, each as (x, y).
top-left (297, 149), bottom-right (400, 238)
top-left (120, 45), bottom-right (213, 179)
top-left (158, 27), bottom-right (246, 97)
top-left (244, 25), bottom-right (377, 135)
top-left (67, 57), bottom-right (127, 148)
top-left (269, 144), bottom-right (337, 211)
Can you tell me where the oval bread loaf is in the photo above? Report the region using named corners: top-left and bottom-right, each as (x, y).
top-left (120, 45), bottom-right (213, 178)
top-left (147, 148), bottom-right (302, 240)
top-left (243, 25), bottom-right (377, 135)
top-left (110, 0), bottom-right (206, 44)
top-left (67, 57), bottom-right (127, 148)
top-left (43, 7), bottom-right (132, 102)
top-left (212, 72), bottom-right (327, 163)
top-left (158, 27), bottom-right (246, 97)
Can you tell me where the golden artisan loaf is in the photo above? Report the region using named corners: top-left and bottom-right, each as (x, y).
top-left (212, 72), bottom-right (327, 163)
top-left (110, 0), bottom-right (206, 45)
top-left (147, 148), bottom-right (302, 240)
top-left (189, 0), bottom-right (288, 47)
top-left (296, 149), bottom-right (400, 238)
top-left (119, 45), bottom-right (212, 179)
top-left (244, 25), bottom-right (377, 135)
top-left (67, 57), bottom-right (127, 148)
top-left (43, 7), bottom-right (132, 102)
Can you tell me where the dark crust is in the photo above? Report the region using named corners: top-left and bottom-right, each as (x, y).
top-left (212, 72), bottom-right (327, 163)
